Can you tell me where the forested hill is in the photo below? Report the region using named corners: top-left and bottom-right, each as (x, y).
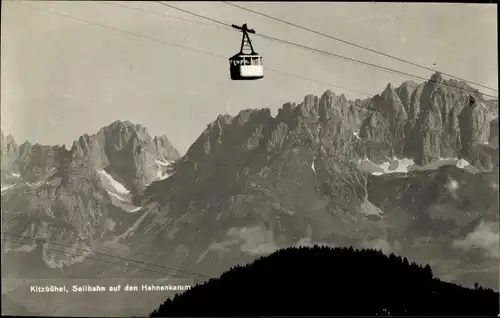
top-left (151, 246), bottom-right (499, 317)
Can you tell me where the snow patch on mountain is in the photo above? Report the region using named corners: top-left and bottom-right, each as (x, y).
top-left (153, 168), bottom-right (171, 183)
top-left (155, 159), bottom-right (171, 167)
top-left (356, 157), bottom-right (481, 175)
top-left (97, 169), bottom-right (141, 212)
top-left (159, 173), bottom-right (172, 181)
top-left (107, 192), bottom-right (141, 213)
top-left (1, 184), bottom-right (14, 192)
top-left (97, 169), bottom-right (130, 195)
top-left (1, 173), bottom-right (21, 192)
top-left (356, 157), bottom-right (411, 175)
top-left (152, 159), bottom-right (174, 182)
top-left (25, 180), bottom-right (50, 188)
top-left (411, 158), bottom-right (480, 174)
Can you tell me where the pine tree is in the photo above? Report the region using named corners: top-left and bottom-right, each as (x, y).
top-left (423, 264), bottom-right (433, 279)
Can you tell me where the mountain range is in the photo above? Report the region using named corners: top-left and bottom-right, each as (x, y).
top-left (1, 72), bottom-right (498, 317)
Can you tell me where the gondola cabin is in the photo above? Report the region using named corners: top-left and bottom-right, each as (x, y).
top-left (229, 53), bottom-right (263, 80)
top-left (229, 24), bottom-right (264, 80)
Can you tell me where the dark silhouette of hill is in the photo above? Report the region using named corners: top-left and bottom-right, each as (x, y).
top-left (151, 246), bottom-right (499, 317)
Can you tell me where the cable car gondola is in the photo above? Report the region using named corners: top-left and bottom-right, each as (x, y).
top-left (229, 24), bottom-right (264, 80)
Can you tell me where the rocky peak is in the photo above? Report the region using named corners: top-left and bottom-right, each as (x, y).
top-left (318, 91), bottom-right (352, 120)
top-left (278, 95), bottom-right (321, 129)
top-left (1, 133), bottom-right (72, 184)
top-left (154, 135), bottom-right (181, 159)
top-left (1, 130), bottom-right (17, 147)
top-left (429, 71), bottom-right (444, 84)
top-left (376, 83), bottom-right (408, 120)
top-left (1, 131), bottom-right (20, 184)
top-left (178, 90), bottom-right (364, 188)
top-left (383, 82), bottom-right (394, 94)
top-left (66, 120), bottom-right (181, 194)
top-left (405, 83), bottom-right (425, 125)
top-left (234, 108), bottom-right (272, 126)
top-left (459, 99), bottom-right (491, 161)
top-left (275, 102), bottom-right (298, 127)
top-left (357, 83), bottom-right (409, 161)
top-left (181, 89), bottom-right (365, 179)
top-left (1, 131), bottom-right (19, 160)
top-left (13, 141), bottom-right (68, 182)
top-left (185, 108), bottom-right (274, 164)
top-left (71, 120), bottom-right (179, 161)
top-left (94, 120), bottom-right (150, 151)
top-left (404, 72), bottom-right (488, 164)
top-left (395, 80), bottom-right (419, 112)
top-left (422, 73), bottom-right (476, 114)
top-left (301, 94), bottom-right (320, 113)
top-left (70, 132), bottom-right (110, 172)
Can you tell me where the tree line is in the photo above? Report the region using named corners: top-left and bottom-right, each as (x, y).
top-left (151, 245), bottom-right (499, 316)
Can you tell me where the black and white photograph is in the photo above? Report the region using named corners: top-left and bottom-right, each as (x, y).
top-left (1, 1), bottom-right (499, 316)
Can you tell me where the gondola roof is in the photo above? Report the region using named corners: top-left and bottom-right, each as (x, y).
top-left (229, 52), bottom-right (261, 60)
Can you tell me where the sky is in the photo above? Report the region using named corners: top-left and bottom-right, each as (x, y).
top-left (1, 1), bottom-right (498, 154)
